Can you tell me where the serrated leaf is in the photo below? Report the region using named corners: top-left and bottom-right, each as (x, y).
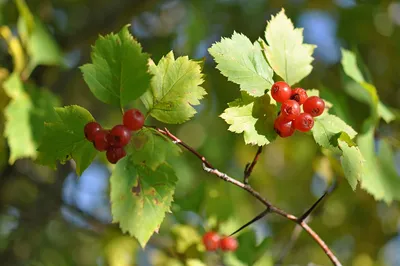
top-left (341, 48), bottom-right (365, 83)
top-left (358, 131), bottom-right (400, 203)
top-left (311, 114), bottom-right (357, 149)
top-left (220, 94), bottom-right (277, 146)
top-left (110, 160), bottom-right (177, 247)
top-left (338, 135), bottom-right (364, 190)
top-left (81, 25), bottom-right (151, 107)
top-left (141, 51), bottom-right (206, 124)
top-left (36, 105), bottom-right (97, 175)
top-left (128, 127), bottom-right (181, 169)
top-left (208, 32), bottom-right (273, 96)
top-left (263, 9), bottom-right (316, 85)
top-left (3, 74), bottom-right (60, 163)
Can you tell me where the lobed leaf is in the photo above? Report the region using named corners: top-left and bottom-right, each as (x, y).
top-left (263, 9), bottom-right (316, 86)
top-left (36, 105), bottom-right (97, 175)
top-left (110, 159), bottom-right (177, 247)
top-left (141, 51), bottom-right (206, 124)
top-left (81, 25), bottom-right (152, 107)
top-left (208, 32), bottom-right (273, 96)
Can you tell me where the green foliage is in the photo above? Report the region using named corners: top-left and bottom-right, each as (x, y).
top-left (262, 9), bottom-right (316, 86)
top-left (81, 25), bottom-right (152, 107)
top-left (220, 93), bottom-right (277, 146)
top-left (141, 51), bottom-right (206, 124)
top-left (338, 134), bottom-right (364, 190)
top-left (110, 159), bottom-right (177, 247)
top-left (16, 0), bottom-right (63, 71)
top-left (208, 32), bottom-right (273, 97)
top-left (36, 105), bottom-right (97, 175)
top-left (235, 230), bottom-right (272, 265)
top-left (341, 49), bottom-right (399, 202)
top-left (128, 127), bottom-right (181, 170)
top-left (4, 73), bottom-right (60, 163)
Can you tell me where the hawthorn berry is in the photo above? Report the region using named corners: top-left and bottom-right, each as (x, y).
top-left (109, 125), bottom-right (131, 147)
top-left (84, 122), bottom-right (102, 141)
top-left (123, 108), bottom-right (145, 131)
top-left (220, 236), bottom-right (238, 252)
top-left (202, 231), bottom-right (220, 251)
top-left (106, 147), bottom-right (126, 164)
top-left (280, 100), bottom-right (300, 121)
top-left (271, 81), bottom-right (291, 103)
top-left (93, 130), bottom-right (110, 151)
top-left (274, 115), bottom-right (295, 138)
top-left (293, 113), bottom-right (314, 132)
top-left (303, 96), bottom-right (325, 117)
top-left (290, 88), bottom-right (308, 105)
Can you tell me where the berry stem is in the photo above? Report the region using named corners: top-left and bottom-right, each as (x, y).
top-left (153, 126), bottom-right (342, 266)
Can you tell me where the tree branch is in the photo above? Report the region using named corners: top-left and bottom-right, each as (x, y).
top-left (244, 146), bottom-right (263, 184)
top-left (155, 127), bottom-right (342, 266)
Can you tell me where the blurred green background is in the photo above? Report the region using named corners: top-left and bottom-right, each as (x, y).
top-left (1, 0), bottom-right (400, 265)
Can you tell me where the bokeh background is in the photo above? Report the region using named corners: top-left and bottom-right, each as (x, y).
top-left (1, 0), bottom-right (400, 265)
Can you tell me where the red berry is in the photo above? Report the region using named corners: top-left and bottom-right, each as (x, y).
top-left (202, 231), bottom-right (220, 251)
top-left (106, 147), bottom-right (126, 164)
top-left (123, 108), bottom-right (145, 131)
top-left (84, 122), bottom-right (102, 141)
top-left (93, 130), bottom-right (110, 151)
top-left (280, 100), bottom-right (300, 121)
top-left (290, 88), bottom-right (308, 105)
top-left (294, 113), bottom-right (314, 132)
top-left (271, 81), bottom-right (291, 103)
top-left (303, 96), bottom-right (325, 117)
top-left (109, 125), bottom-right (131, 147)
top-left (220, 236), bottom-right (238, 252)
top-left (274, 115), bottom-right (295, 138)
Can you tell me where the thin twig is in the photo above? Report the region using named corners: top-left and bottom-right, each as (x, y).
top-left (154, 127), bottom-right (342, 266)
top-left (244, 146), bottom-right (263, 184)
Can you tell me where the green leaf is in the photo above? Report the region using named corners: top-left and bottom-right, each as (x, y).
top-left (220, 94), bottom-right (277, 146)
top-left (110, 160), bottom-right (177, 247)
top-left (338, 134), bottom-right (364, 190)
top-left (263, 9), bottom-right (316, 85)
top-left (341, 48), bottom-right (365, 83)
top-left (3, 74), bottom-right (60, 163)
top-left (171, 225), bottom-right (202, 254)
top-left (141, 51), bottom-right (206, 124)
top-left (208, 32), bottom-right (273, 96)
top-left (128, 127), bottom-right (181, 169)
top-left (358, 131), bottom-right (400, 203)
top-left (378, 101), bottom-right (395, 123)
top-left (81, 25), bottom-right (152, 107)
top-left (311, 114), bottom-right (357, 149)
top-left (36, 105), bottom-right (97, 175)
top-left (18, 16), bottom-right (63, 71)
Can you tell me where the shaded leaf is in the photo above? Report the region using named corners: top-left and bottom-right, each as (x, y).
top-left (263, 9), bottom-right (316, 85)
top-left (208, 32), bottom-right (273, 96)
top-left (338, 134), bottom-right (364, 190)
top-left (128, 127), bottom-right (181, 169)
top-left (36, 105), bottom-right (97, 175)
top-left (141, 51), bottom-right (206, 124)
top-left (81, 25), bottom-right (152, 107)
top-left (110, 160), bottom-right (177, 247)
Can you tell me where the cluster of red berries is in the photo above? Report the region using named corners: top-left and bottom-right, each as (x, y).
top-left (202, 231), bottom-right (238, 252)
top-left (271, 81), bottom-right (325, 138)
top-left (84, 109), bottom-right (145, 164)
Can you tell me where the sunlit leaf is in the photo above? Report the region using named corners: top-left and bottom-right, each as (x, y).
top-left (141, 51), bottom-right (206, 124)
top-left (208, 32), bottom-right (273, 96)
top-left (220, 94), bottom-right (277, 146)
top-left (263, 9), bottom-right (316, 85)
